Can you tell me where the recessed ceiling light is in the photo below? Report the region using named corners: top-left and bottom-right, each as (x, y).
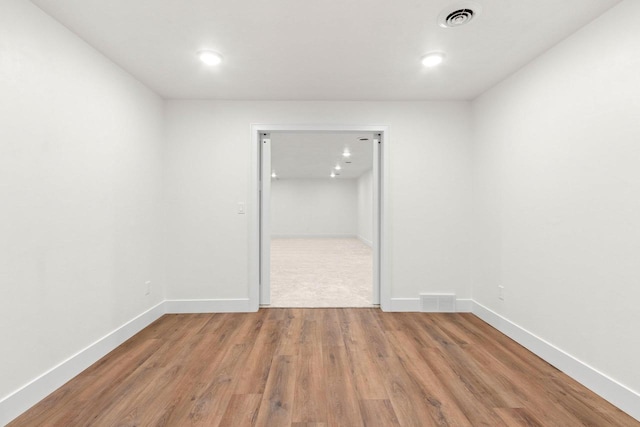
top-left (421, 52), bottom-right (446, 68)
top-left (335, 165), bottom-right (342, 170)
top-left (342, 150), bottom-right (351, 158)
top-left (271, 171), bottom-right (277, 178)
top-left (198, 50), bottom-right (223, 66)
top-left (330, 172), bottom-right (336, 178)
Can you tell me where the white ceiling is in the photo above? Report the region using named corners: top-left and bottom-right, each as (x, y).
top-left (271, 133), bottom-right (374, 179)
top-left (31, 0), bottom-right (620, 100)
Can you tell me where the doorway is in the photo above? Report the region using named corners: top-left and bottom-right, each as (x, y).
top-left (249, 125), bottom-right (389, 311)
top-left (268, 132), bottom-right (374, 307)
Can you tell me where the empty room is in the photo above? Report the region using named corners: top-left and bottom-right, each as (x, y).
top-left (1, 0), bottom-right (639, 425)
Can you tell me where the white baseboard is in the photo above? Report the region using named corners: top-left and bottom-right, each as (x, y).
top-left (356, 235), bottom-right (373, 247)
top-left (271, 234), bottom-right (357, 239)
top-left (1, 298), bottom-right (253, 424)
top-left (389, 297), bottom-right (420, 311)
top-left (165, 298), bottom-right (253, 313)
top-left (389, 297), bottom-right (472, 313)
top-left (455, 299), bottom-right (473, 312)
top-left (0, 301), bottom-right (166, 426)
top-left (472, 301), bottom-right (640, 422)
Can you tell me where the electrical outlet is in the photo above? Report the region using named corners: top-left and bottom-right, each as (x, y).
top-left (145, 281), bottom-right (152, 296)
top-left (498, 285), bottom-right (504, 301)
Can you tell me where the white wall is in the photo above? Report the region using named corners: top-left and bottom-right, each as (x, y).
top-left (472, 0), bottom-right (640, 402)
top-left (357, 169), bottom-right (373, 246)
top-left (0, 0), bottom-right (164, 410)
top-left (164, 101), bottom-right (473, 301)
top-left (271, 179), bottom-right (357, 237)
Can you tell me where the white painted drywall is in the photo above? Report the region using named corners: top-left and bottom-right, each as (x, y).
top-left (0, 0), bottom-right (164, 405)
top-left (163, 101), bottom-right (473, 300)
top-left (472, 0), bottom-right (640, 399)
top-left (271, 179), bottom-right (357, 237)
top-left (357, 169), bottom-right (373, 246)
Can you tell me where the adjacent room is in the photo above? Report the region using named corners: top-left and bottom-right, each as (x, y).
top-left (268, 132), bottom-right (375, 307)
top-left (2, 0), bottom-right (639, 425)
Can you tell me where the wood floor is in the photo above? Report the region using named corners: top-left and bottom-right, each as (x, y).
top-left (10, 309), bottom-right (637, 426)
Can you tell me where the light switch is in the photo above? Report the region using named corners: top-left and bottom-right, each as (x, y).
top-left (238, 202), bottom-right (245, 214)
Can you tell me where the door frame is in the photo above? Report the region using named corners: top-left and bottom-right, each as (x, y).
top-left (249, 124), bottom-right (390, 311)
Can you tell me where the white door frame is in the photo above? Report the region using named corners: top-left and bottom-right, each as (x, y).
top-left (259, 135), bottom-right (272, 305)
top-left (249, 124), bottom-right (390, 311)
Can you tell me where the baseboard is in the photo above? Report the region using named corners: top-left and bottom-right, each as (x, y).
top-left (0, 301), bottom-right (166, 426)
top-left (472, 301), bottom-right (640, 422)
top-left (455, 299), bottom-right (473, 312)
top-left (389, 297), bottom-right (472, 313)
top-left (389, 297), bottom-right (420, 311)
top-left (271, 234), bottom-right (357, 239)
top-left (356, 235), bottom-right (373, 247)
top-left (164, 298), bottom-right (253, 313)
top-left (1, 298), bottom-right (252, 424)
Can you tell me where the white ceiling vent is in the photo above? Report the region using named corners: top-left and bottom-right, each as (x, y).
top-left (438, 2), bottom-right (482, 28)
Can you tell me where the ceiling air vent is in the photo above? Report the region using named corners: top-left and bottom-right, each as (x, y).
top-left (438, 2), bottom-right (482, 28)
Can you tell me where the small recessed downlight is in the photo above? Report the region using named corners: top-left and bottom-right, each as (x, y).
top-left (342, 150), bottom-right (351, 158)
top-left (335, 165), bottom-right (342, 170)
top-left (330, 172), bottom-right (336, 178)
top-left (421, 52), bottom-right (446, 68)
top-left (198, 50), bottom-right (223, 66)
top-left (271, 172), bottom-right (277, 178)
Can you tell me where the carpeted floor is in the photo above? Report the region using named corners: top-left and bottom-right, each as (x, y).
top-left (269, 237), bottom-right (373, 307)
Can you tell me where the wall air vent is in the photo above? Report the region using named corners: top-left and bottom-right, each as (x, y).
top-left (438, 2), bottom-right (482, 28)
top-left (420, 294), bottom-right (456, 313)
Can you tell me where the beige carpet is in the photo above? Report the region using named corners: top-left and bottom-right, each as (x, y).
top-left (269, 237), bottom-right (374, 307)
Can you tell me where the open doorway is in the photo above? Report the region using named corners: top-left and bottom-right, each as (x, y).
top-left (268, 132), bottom-right (374, 307)
top-left (250, 124), bottom-right (389, 310)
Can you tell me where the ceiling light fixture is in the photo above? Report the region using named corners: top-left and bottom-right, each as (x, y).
top-left (342, 150), bottom-right (351, 158)
top-left (335, 165), bottom-right (342, 170)
top-left (330, 172), bottom-right (336, 178)
top-left (198, 50), bottom-right (223, 66)
top-left (271, 171), bottom-right (277, 178)
top-left (421, 52), bottom-right (446, 68)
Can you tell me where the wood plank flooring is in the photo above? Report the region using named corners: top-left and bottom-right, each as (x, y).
top-left (9, 309), bottom-right (638, 426)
